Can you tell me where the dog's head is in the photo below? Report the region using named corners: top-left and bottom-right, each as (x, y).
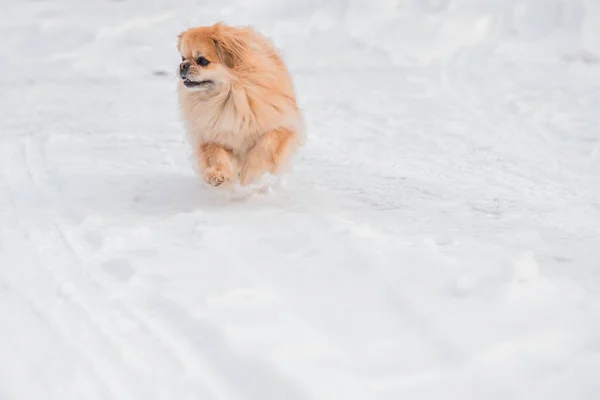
top-left (176, 23), bottom-right (250, 94)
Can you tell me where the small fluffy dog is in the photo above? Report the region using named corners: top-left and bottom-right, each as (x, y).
top-left (176, 22), bottom-right (304, 187)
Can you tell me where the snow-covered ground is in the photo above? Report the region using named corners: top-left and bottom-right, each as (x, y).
top-left (1, 0), bottom-right (600, 399)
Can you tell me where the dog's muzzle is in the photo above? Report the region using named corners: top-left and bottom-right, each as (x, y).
top-left (179, 61), bottom-right (191, 79)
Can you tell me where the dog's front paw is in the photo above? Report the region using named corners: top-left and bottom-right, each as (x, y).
top-left (204, 167), bottom-right (230, 186)
top-left (239, 161), bottom-right (264, 186)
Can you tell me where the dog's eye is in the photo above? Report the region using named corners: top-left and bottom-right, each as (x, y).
top-left (197, 56), bottom-right (210, 67)
top-left (181, 56), bottom-right (185, 61)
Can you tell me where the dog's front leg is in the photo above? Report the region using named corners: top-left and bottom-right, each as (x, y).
top-left (239, 127), bottom-right (300, 185)
top-left (198, 143), bottom-right (234, 186)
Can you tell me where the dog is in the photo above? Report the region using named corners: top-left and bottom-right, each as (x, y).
top-left (176, 22), bottom-right (304, 187)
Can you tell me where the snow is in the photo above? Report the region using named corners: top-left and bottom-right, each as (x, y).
top-left (1, 0), bottom-right (600, 399)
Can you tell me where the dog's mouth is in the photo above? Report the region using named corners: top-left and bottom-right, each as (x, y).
top-left (182, 79), bottom-right (214, 88)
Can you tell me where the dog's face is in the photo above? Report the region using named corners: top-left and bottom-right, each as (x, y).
top-left (177, 27), bottom-right (223, 94)
top-left (177, 25), bottom-right (241, 95)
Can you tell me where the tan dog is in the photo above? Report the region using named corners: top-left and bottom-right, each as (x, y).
top-left (176, 22), bottom-right (304, 187)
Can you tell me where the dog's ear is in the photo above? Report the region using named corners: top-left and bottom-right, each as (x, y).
top-left (213, 39), bottom-right (234, 68)
top-left (211, 24), bottom-right (247, 69)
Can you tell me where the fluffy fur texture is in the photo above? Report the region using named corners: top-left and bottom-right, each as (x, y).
top-left (176, 22), bottom-right (304, 187)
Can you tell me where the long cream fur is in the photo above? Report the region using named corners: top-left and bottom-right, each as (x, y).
top-left (176, 23), bottom-right (304, 186)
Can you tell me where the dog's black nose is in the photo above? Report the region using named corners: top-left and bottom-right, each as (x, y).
top-left (179, 61), bottom-right (190, 77)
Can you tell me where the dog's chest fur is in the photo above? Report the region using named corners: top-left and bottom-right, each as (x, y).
top-left (179, 83), bottom-right (300, 157)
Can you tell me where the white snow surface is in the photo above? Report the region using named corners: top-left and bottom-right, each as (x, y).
top-left (1, 0), bottom-right (600, 399)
